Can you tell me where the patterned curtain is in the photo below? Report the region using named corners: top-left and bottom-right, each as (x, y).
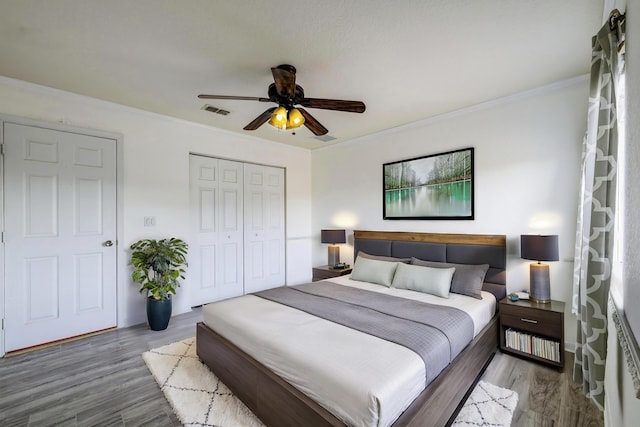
top-left (572, 10), bottom-right (625, 410)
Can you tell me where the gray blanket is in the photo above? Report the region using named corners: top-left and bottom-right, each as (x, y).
top-left (253, 281), bottom-right (474, 384)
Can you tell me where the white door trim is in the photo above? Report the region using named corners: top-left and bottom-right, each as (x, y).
top-left (0, 114), bottom-right (124, 357)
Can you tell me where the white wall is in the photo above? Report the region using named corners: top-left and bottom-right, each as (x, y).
top-left (0, 77), bottom-right (313, 328)
top-left (312, 78), bottom-right (588, 348)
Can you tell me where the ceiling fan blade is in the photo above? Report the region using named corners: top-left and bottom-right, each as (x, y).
top-left (298, 108), bottom-right (328, 136)
top-left (299, 98), bottom-right (366, 113)
top-left (198, 94), bottom-right (271, 102)
top-left (243, 107), bottom-right (276, 131)
top-left (271, 65), bottom-right (296, 98)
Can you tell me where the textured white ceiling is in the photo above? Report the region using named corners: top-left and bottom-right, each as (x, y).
top-left (0, 0), bottom-right (603, 149)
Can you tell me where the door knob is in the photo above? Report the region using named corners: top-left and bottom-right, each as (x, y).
top-left (103, 240), bottom-right (114, 247)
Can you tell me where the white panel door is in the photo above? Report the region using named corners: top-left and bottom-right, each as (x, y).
top-left (3, 123), bottom-right (117, 352)
top-left (244, 163), bottom-right (285, 293)
top-left (189, 155), bottom-right (243, 306)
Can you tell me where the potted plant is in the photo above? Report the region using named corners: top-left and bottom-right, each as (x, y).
top-left (130, 238), bottom-right (188, 331)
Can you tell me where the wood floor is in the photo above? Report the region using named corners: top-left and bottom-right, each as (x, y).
top-left (0, 309), bottom-right (603, 427)
top-left (481, 351), bottom-right (604, 426)
top-left (0, 310), bottom-right (202, 426)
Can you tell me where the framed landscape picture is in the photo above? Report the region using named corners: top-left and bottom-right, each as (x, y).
top-left (383, 147), bottom-right (474, 220)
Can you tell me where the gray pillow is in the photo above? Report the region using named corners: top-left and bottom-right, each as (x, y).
top-left (391, 262), bottom-right (455, 298)
top-left (357, 251), bottom-right (411, 264)
top-left (410, 258), bottom-right (489, 299)
top-left (350, 256), bottom-right (399, 287)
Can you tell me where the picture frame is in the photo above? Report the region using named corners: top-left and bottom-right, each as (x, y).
top-left (383, 147), bottom-right (474, 220)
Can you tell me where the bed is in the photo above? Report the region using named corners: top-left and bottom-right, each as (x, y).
top-left (196, 230), bottom-right (507, 426)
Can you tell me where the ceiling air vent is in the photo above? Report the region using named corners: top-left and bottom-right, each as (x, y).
top-left (202, 104), bottom-right (230, 115)
top-left (313, 134), bottom-right (337, 142)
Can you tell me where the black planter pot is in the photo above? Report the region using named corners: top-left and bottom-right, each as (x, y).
top-left (147, 296), bottom-right (172, 331)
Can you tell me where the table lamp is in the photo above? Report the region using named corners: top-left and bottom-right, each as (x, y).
top-left (321, 229), bottom-right (346, 267)
top-left (520, 234), bottom-right (559, 303)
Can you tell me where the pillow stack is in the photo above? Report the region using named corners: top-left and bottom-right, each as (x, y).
top-left (350, 252), bottom-right (489, 299)
top-left (410, 258), bottom-right (489, 299)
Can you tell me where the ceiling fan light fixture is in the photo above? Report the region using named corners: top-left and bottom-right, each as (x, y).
top-left (268, 106), bottom-right (304, 131)
top-left (287, 108), bottom-right (305, 129)
top-left (269, 106), bottom-right (288, 129)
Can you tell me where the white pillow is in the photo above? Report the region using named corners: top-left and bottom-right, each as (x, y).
top-left (391, 262), bottom-right (455, 298)
top-left (350, 256), bottom-right (399, 287)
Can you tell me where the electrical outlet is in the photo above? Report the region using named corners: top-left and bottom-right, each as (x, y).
top-left (144, 216), bottom-right (156, 227)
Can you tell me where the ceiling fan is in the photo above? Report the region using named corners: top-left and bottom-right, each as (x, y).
top-left (198, 64), bottom-right (366, 136)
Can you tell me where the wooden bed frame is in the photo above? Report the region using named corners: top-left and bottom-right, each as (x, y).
top-left (197, 230), bottom-right (507, 426)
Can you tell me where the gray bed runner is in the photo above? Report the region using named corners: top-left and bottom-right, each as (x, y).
top-left (253, 281), bottom-right (474, 383)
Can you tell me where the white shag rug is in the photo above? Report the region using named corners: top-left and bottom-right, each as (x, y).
top-left (451, 380), bottom-right (519, 427)
top-left (143, 338), bottom-right (518, 427)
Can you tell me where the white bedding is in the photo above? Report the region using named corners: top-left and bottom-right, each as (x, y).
top-left (201, 276), bottom-right (496, 427)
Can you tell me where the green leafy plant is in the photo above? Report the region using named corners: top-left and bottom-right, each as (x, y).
top-left (130, 238), bottom-right (188, 300)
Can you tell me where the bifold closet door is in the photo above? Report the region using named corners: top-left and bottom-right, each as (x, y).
top-left (243, 163), bottom-right (286, 293)
top-left (189, 155), bottom-right (244, 306)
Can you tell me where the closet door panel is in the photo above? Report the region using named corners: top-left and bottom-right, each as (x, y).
top-left (244, 164), bottom-right (285, 293)
top-left (189, 156), bottom-right (244, 305)
top-left (199, 244), bottom-right (216, 291)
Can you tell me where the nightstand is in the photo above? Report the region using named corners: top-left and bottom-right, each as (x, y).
top-left (499, 298), bottom-right (565, 368)
top-left (312, 265), bottom-right (352, 282)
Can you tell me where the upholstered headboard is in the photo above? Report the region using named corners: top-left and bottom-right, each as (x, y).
top-left (353, 230), bottom-right (507, 301)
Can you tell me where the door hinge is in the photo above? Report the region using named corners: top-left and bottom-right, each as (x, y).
top-left (1, 319), bottom-right (4, 331)
top-left (0, 143), bottom-right (5, 155)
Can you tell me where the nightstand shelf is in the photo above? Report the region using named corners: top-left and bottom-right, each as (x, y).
top-left (312, 265), bottom-right (352, 282)
top-left (499, 298), bottom-right (565, 368)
